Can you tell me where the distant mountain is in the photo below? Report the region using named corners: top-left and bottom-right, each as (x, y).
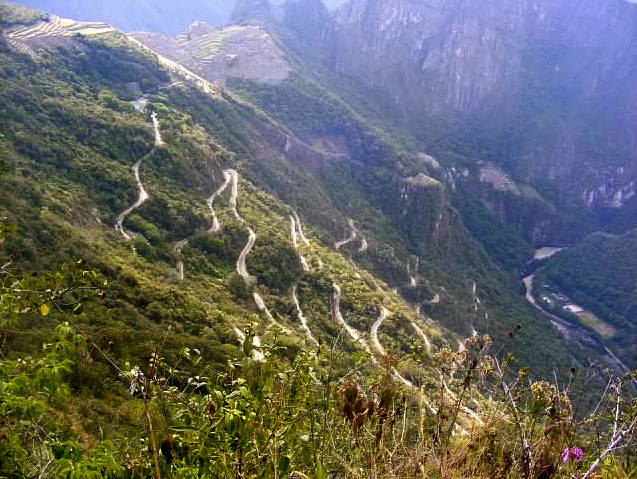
top-left (15, 0), bottom-right (349, 34)
top-left (18, 0), bottom-right (232, 34)
top-left (332, 0), bottom-right (637, 214)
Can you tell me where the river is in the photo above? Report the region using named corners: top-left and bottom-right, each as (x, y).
top-left (522, 248), bottom-right (632, 377)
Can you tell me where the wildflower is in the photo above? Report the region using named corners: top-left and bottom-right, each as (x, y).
top-left (561, 447), bottom-right (584, 463)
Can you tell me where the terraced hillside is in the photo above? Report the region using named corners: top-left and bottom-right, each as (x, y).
top-left (130, 23), bottom-right (292, 82)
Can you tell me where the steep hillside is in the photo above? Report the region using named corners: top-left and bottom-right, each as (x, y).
top-left (0, 0), bottom-right (618, 387)
top-left (1, 4), bottom-right (636, 477)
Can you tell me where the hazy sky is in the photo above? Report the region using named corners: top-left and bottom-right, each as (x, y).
top-left (271, 0), bottom-right (348, 9)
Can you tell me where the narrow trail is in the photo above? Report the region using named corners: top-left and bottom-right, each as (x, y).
top-left (115, 111), bottom-right (162, 240)
top-left (293, 285), bottom-right (318, 346)
top-left (237, 228), bottom-right (256, 280)
top-left (222, 170), bottom-right (288, 332)
top-left (411, 321), bottom-right (432, 355)
top-left (206, 170), bottom-right (232, 233)
top-left (290, 215), bottom-right (310, 272)
top-left (358, 238), bottom-right (368, 253)
top-left (371, 307), bottom-right (390, 357)
top-left (335, 218), bottom-right (357, 249)
top-left (293, 211), bottom-right (310, 246)
top-left (233, 327), bottom-right (265, 361)
top-left (332, 283), bottom-right (375, 358)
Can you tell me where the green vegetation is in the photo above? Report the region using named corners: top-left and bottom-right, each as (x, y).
top-left (0, 8), bottom-right (635, 476)
top-left (454, 192), bottom-right (535, 271)
top-left (538, 230), bottom-right (637, 368)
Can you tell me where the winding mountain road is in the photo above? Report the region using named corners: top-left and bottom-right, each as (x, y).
top-left (332, 283), bottom-right (374, 358)
top-left (253, 292), bottom-right (275, 323)
top-left (237, 228), bottom-right (256, 280)
top-left (335, 218), bottom-right (357, 249)
top-left (115, 111), bottom-right (162, 240)
top-left (293, 285), bottom-right (318, 346)
top-left (290, 216), bottom-right (298, 249)
top-left (227, 169), bottom-right (242, 222)
top-left (219, 169), bottom-right (286, 332)
top-left (290, 215), bottom-right (310, 272)
top-left (370, 306), bottom-right (390, 357)
top-left (151, 112), bottom-right (163, 146)
top-left (411, 321), bottom-right (432, 355)
top-left (206, 170), bottom-right (232, 233)
top-left (331, 286), bottom-right (478, 432)
top-left (173, 168), bottom-right (233, 280)
top-left (293, 211), bottom-right (310, 246)
top-left (408, 257), bottom-right (420, 287)
top-left (233, 327), bottom-right (264, 361)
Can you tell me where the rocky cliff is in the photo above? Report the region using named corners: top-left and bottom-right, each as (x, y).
top-left (332, 0), bottom-right (637, 209)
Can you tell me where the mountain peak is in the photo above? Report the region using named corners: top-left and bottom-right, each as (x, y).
top-left (230, 0), bottom-right (273, 24)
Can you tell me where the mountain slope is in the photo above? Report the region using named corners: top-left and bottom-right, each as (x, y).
top-left (2, 4), bottom-right (636, 477)
top-left (0, 2), bottom-right (613, 379)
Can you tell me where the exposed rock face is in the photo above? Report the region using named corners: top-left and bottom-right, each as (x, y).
top-left (231, 0), bottom-right (273, 24)
top-left (282, 0), bottom-right (338, 59)
top-left (335, 0), bottom-right (521, 119)
top-left (393, 174), bottom-right (453, 253)
top-left (333, 0), bottom-right (637, 208)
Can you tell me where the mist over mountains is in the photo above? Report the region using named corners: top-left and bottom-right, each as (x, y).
top-left (18, 0), bottom-right (349, 34)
